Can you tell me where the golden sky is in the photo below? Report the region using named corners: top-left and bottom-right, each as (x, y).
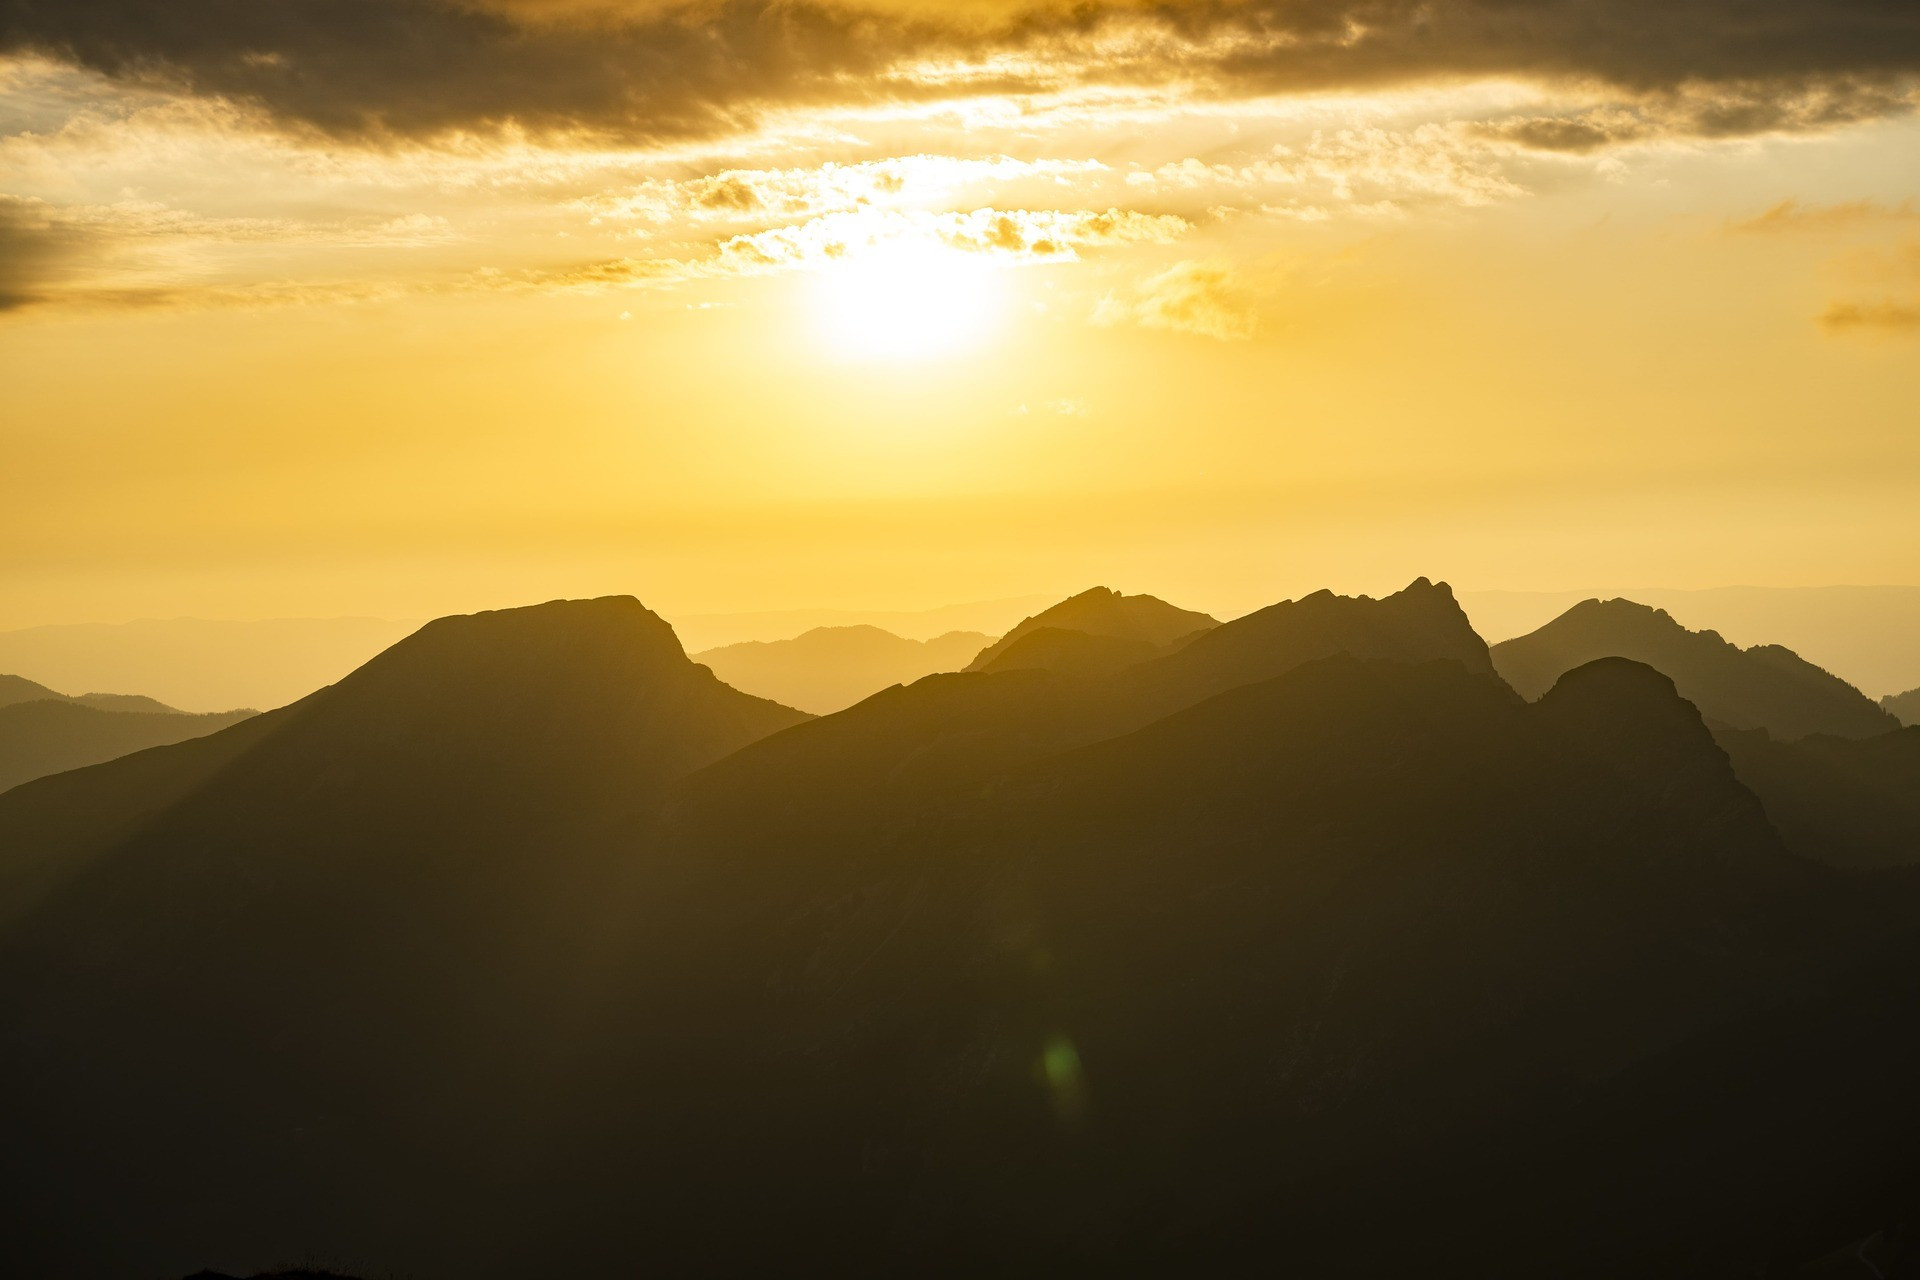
top-left (3, 1), bottom-right (1919, 627)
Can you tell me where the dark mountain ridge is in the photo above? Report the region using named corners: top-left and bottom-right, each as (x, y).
top-left (0, 596), bottom-right (810, 1279)
top-left (3, 586), bottom-right (1919, 1277)
top-left (964, 587), bottom-right (1217, 671)
top-left (1492, 597), bottom-right (1896, 741)
top-left (624, 653), bottom-right (1905, 1276)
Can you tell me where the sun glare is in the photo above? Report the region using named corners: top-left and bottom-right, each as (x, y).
top-left (810, 240), bottom-right (1003, 361)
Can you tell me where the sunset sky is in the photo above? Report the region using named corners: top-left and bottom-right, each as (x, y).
top-left (3, 1), bottom-right (1918, 629)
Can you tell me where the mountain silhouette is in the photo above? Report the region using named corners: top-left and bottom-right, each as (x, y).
top-left (1717, 724), bottom-right (1920, 869)
top-left (683, 578), bottom-right (1498, 823)
top-left (635, 653), bottom-right (1904, 1276)
top-left (0, 697), bottom-right (256, 794)
top-left (1492, 597), bottom-right (1897, 740)
top-left (974, 625), bottom-right (1168, 676)
top-left (5, 588), bottom-right (1920, 1277)
top-left (0, 673), bottom-right (67, 709)
top-left (0, 672), bottom-right (255, 794)
top-left (692, 625), bottom-right (989, 714)
top-left (964, 587), bottom-right (1216, 671)
top-left (0, 596), bottom-right (811, 1277)
top-left (1886, 687), bottom-right (1920, 726)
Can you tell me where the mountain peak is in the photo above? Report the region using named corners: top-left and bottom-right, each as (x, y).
top-left (1493, 597), bottom-right (1896, 740)
top-left (965, 588), bottom-right (1218, 671)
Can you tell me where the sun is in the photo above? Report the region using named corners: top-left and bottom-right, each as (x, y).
top-left (809, 240), bottom-right (1003, 361)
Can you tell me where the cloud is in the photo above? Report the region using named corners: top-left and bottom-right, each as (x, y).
top-left (1730, 198), bottom-right (1920, 234)
top-left (575, 155), bottom-right (1111, 227)
top-left (0, 196), bottom-right (95, 310)
top-left (3, 1), bottom-right (1918, 143)
top-left (533, 204), bottom-right (1189, 289)
top-left (1819, 299), bottom-right (1920, 334)
top-left (1093, 260), bottom-right (1258, 340)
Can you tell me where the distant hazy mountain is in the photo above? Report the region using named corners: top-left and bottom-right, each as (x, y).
top-left (8, 585), bottom-right (1920, 1277)
top-left (1887, 688), bottom-right (1920, 726)
top-left (669, 595), bottom-right (1054, 652)
top-left (0, 672), bottom-right (255, 794)
top-left (965, 587), bottom-right (1216, 671)
top-left (3, 671), bottom-right (183, 716)
top-left (1492, 598), bottom-right (1896, 740)
top-left (0, 616), bottom-right (421, 712)
top-left (692, 626), bottom-right (989, 714)
top-left (1461, 584), bottom-right (1920, 698)
top-left (0, 699), bottom-right (256, 795)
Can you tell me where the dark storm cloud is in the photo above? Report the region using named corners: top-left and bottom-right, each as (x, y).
top-left (2, 0), bottom-right (1918, 141)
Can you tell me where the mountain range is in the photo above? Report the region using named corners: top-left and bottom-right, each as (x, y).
top-left (691, 626), bottom-right (990, 714)
top-left (964, 587), bottom-right (1218, 671)
top-left (0, 674), bottom-right (255, 794)
top-left (1887, 687), bottom-right (1920, 726)
top-left (1492, 598), bottom-right (1897, 741)
top-left (1, 581), bottom-right (1918, 1277)
top-left (1459, 584), bottom-right (1920, 698)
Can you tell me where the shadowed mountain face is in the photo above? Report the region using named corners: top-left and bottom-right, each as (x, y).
top-left (615, 656), bottom-right (1901, 1276)
top-left (1718, 725), bottom-right (1920, 869)
top-left (1887, 688), bottom-right (1920, 726)
top-left (974, 625), bottom-right (1167, 676)
top-left (1493, 598), bottom-right (1897, 741)
top-left (692, 625), bottom-right (989, 714)
top-left (0, 596), bottom-right (810, 1278)
top-left (964, 587), bottom-right (1216, 671)
top-left (5, 588), bottom-right (1920, 1278)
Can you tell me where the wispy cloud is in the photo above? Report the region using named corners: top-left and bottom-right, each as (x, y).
top-left (1093, 260), bottom-right (1259, 341)
top-left (1730, 198), bottom-right (1920, 235)
top-left (1819, 299), bottom-right (1920, 335)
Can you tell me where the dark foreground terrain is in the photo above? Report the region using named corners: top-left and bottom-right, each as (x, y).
top-left (4, 582), bottom-right (1920, 1278)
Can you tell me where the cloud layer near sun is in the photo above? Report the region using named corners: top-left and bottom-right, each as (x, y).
top-left (3, 0), bottom-right (1917, 141)
top-left (3, 2), bottom-right (1919, 335)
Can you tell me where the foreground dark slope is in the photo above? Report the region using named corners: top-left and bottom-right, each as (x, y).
top-left (0, 597), bottom-right (808, 1279)
top-left (1717, 725), bottom-right (1920, 869)
top-left (628, 656), bottom-right (1917, 1276)
top-left (1494, 598), bottom-right (1896, 740)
